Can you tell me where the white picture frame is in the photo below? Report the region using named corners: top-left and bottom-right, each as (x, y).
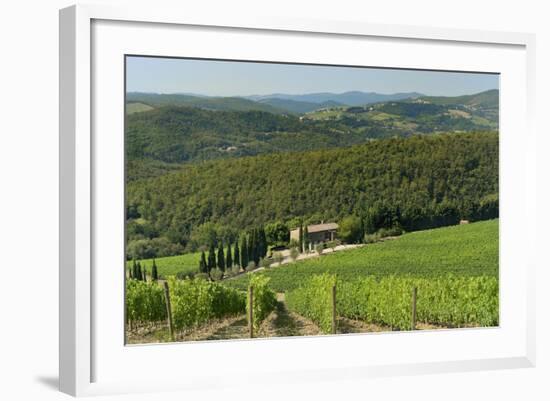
top-left (59, 4), bottom-right (536, 397)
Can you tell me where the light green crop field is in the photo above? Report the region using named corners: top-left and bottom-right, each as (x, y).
top-left (126, 252), bottom-right (201, 278)
top-left (368, 111), bottom-right (395, 121)
top-left (303, 109), bottom-right (344, 120)
top-left (224, 219), bottom-right (498, 292)
top-left (126, 102), bottom-right (154, 114)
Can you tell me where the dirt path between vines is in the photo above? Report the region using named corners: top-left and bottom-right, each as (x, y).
top-left (337, 316), bottom-right (391, 334)
top-left (126, 291), bottom-right (448, 345)
top-left (258, 293), bottom-right (322, 338)
top-left (205, 293), bottom-right (323, 340)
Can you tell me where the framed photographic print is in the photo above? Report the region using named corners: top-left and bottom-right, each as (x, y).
top-left (59, 4), bottom-right (536, 397)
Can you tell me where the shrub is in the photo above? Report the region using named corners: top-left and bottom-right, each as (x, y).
top-left (288, 239), bottom-right (300, 249)
top-left (338, 215), bottom-right (363, 243)
top-left (315, 243), bottom-right (325, 256)
top-left (272, 251), bottom-right (284, 265)
top-left (378, 225), bottom-right (404, 238)
top-left (176, 271), bottom-right (195, 280)
top-left (210, 268), bottom-right (224, 281)
top-left (289, 247), bottom-right (299, 261)
top-left (195, 272), bottom-right (210, 281)
top-left (246, 261), bottom-right (257, 272)
top-left (259, 257), bottom-right (271, 269)
top-left (363, 232), bottom-right (381, 244)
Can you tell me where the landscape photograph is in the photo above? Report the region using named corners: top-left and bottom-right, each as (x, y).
top-left (124, 56), bottom-right (499, 344)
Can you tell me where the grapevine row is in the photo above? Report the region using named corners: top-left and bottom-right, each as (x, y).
top-left (286, 274), bottom-right (498, 333)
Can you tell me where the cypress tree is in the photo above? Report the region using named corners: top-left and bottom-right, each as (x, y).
top-left (217, 243), bottom-right (225, 272)
top-left (364, 209), bottom-right (376, 235)
top-left (298, 224), bottom-right (303, 253)
top-left (251, 229), bottom-right (260, 266)
top-left (136, 261), bottom-right (143, 281)
top-left (142, 267), bottom-right (147, 282)
top-left (258, 228), bottom-right (264, 260)
top-left (303, 225), bottom-right (309, 252)
top-left (234, 239), bottom-right (240, 269)
top-left (152, 259), bottom-right (158, 281)
top-left (247, 230), bottom-right (255, 264)
top-left (258, 227), bottom-right (267, 258)
top-left (207, 244), bottom-right (216, 272)
top-left (240, 236), bottom-right (248, 268)
top-left (226, 242), bottom-right (233, 269)
top-left (132, 259), bottom-right (137, 280)
top-left (199, 251), bottom-right (208, 273)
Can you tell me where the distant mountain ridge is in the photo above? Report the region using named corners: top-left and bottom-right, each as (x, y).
top-left (126, 90), bottom-right (497, 115)
top-left (244, 91), bottom-right (425, 107)
top-left (127, 90), bottom-right (427, 115)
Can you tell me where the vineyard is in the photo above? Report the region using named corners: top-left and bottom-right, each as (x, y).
top-left (167, 277), bottom-right (245, 330)
top-left (286, 274), bottom-right (337, 333)
top-left (126, 274), bottom-right (277, 343)
top-left (126, 220), bottom-right (499, 343)
top-left (225, 219), bottom-right (498, 292)
top-left (287, 273), bottom-right (498, 333)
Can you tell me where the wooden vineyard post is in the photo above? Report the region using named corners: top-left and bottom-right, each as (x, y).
top-left (248, 286), bottom-right (254, 338)
top-left (411, 286), bottom-right (417, 331)
top-left (163, 281), bottom-right (175, 342)
top-left (331, 284), bottom-right (337, 334)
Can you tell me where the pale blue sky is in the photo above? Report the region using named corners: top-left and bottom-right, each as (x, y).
top-left (126, 56), bottom-right (499, 97)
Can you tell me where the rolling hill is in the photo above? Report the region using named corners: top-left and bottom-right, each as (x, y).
top-left (126, 92), bottom-right (289, 114)
top-left (305, 89), bottom-right (498, 131)
top-left (224, 219), bottom-right (499, 292)
top-left (125, 90), bottom-right (499, 181)
top-left (126, 132), bottom-right (498, 255)
top-left (256, 98), bottom-right (344, 114)
top-left (418, 89), bottom-right (498, 108)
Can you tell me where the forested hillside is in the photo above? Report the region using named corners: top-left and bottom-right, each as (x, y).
top-left (126, 92), bottom-right (287, 114)
top-left (125, 106), bottom-right (371, 180)
top-left (125, 91), bottom-right (499, 181)
top-left (126, 132), bottom-right (498, 257)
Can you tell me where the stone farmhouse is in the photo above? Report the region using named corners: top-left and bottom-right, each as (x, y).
top-left (290, 222), bottom-right (339, 246)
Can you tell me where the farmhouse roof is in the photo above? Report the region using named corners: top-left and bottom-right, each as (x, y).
top-left (307, 223), bottom-right (339, 233)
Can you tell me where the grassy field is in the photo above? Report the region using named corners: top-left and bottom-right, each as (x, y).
top-left (126, 252), bottom-right (201, 278)
top-left (224, 219), bottom-right (498, 292)
top-left (126, 102), bottom-right (154, 114)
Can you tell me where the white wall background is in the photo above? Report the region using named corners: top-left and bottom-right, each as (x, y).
top-left (0, 0), bottom-right (547, 399)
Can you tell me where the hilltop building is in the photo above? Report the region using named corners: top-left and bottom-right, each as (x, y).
top-left (290, 222), bottom-right (339, 246)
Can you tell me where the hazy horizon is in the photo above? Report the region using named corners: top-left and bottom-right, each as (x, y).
top-left (125, 88), bottom-right (497, 97)
top-left (126, 56), bottom-right (499, 98)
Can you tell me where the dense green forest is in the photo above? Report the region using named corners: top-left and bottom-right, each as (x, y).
top-left (126, 132), bottom-right (498, 259)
